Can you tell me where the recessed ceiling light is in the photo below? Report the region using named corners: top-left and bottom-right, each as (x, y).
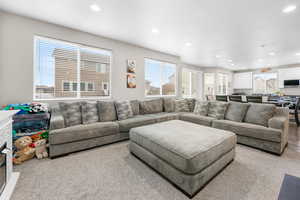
top-left (151, 28), bottom-right (159, 34)
top-left (90, 4), bottom-right (101, 12)
top-left (296, 52), bottom-right (300, 56)
top-left (269, 52), bottom-right (275, 56)
top-left (185, 42), bottom-right (192, 47)
top-left (282, 5), bottom-right (297, 13)
top-left (231, 63), bottom-right (235, 66)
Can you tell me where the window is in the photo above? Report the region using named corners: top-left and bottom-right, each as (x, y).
top-left (88, 82), bottom-right (94, 91)
top-left (34, 36), bottom-right (111, 100)
top-left (96, 63), bottom-right (107, 73)
top-left (253, 73), bottom-right (278, 94)
top-left (63, 81), bottom-right (71, 92)
top-left (182, 69), bottom-right (199, 98)
top-left (80, 82), bottom-right (86, 91)
top-left (204, 73), bottom-right (215, 96)
top-left (145, 58), bottom-right (176, 96)
top-left (72, 82), bottom-right (77, 91)
top-left (217, 73), bottom-right (229, 95)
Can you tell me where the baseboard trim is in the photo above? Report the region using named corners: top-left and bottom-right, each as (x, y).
top-left (0, 172), bottom-right (20, 200)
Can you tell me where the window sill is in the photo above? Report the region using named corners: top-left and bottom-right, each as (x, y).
top-left (145, 95), bottom-right (177, 98)
top-left (33, 96), bottom-right (112, 101)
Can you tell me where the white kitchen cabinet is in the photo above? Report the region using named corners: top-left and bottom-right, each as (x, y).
top-left (233, 72), bottom-right (253, 89)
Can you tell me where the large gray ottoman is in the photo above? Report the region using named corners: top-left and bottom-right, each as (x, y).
top-left (129, 120), bottom-right (236, 197)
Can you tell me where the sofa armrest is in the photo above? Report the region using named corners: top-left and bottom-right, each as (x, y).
top-left (49, 113), bottom-right (65, 130)
top-left (268, 107), bottom-right (289, 130)
top-left (268, 116), bottom-right (288, 130)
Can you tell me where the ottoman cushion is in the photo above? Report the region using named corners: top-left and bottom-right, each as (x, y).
top-left (130, 120), bottom-right (236, 174)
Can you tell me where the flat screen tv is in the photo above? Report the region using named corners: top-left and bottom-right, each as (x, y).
top-left (284, 80), bottom-right (300, 87)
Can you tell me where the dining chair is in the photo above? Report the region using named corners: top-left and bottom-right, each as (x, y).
top-left (289, 98), bottom-right (300, 127)
top-left (229, 95), bottom-right (243, 102)
top-left (246, 96), bottom-right (263, 103)
top-left (216, 95), bottom-right (228, 102)
top-left (206, 95), bottom-right (214, 101)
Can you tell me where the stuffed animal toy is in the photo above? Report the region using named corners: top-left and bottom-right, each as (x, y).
top-left (13, 136), bottom-right (35, 165)
top-left (34, 139), bottom-right (48, 159)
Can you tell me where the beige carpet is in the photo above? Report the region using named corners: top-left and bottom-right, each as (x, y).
top-left (11, 141), bottom-right (300, 200)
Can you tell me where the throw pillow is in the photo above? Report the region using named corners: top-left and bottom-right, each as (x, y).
top-left (185, 98), bottom-right (196, 112)
top-left (97, 101), bottom-right (117, 122)
top-left (130, 100), bottom-right (140, 115)
top-left (193, 101), bottom-right (209, 116)
top-left (115, 101), bottom-right (134, 120)
top-left (244, 103), bottom-right (276, 127)
top-left (139, 99), bottom-right (163, 114)
top-left (81, 101), bottom-right (99, 124)
top-left (207, 101), bottom-right (229, 119)
top-left (225, 102), bottom-right (250, 122)
top-left (59, 102), bottom-right (82, 127)
top-left (174, 99), bottom-right (190, 112)
top-left (163, 98), bottom-right (175, 112)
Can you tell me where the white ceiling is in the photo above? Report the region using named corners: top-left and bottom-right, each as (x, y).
top-left (1, 0), bottom-right (300, 70)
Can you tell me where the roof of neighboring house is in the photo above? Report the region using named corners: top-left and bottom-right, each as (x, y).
top-left (52, 48), bottom-right (110, 63)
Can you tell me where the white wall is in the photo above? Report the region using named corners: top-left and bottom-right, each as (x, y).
top-left (0, 11), bottom-right (185, 105)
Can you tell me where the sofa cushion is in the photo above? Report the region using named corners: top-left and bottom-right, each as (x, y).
top-left (59, 102), bottom-right (82, 127)
top-left (185, 98), bottom-right (196, 112)
top-left (180, 113), bottom-right (215, 127)
top-left (130, 100), bottom-right (140, 115)
top-left (163, 98), bottom-right (175, 112)
top-left (244, 103), bottom-right (275, 127)
top-left (81, 101), bottom-right (99, 124)
top-left (193, 100), bottom-right (209, 116)
top-left (175, 99), bottom-right (190, 112)
top-left (49, 122), bottom-right (119, 145)
top-left (208, 101), bottom-right (229, 119)
top-left (130, 120), bottom-right (236, 174)
top-left (97, 101), bottom-right (117, 122)
top-left (144, 112), bottom-right (179, 123)
top-left (212, 120), bottom-right (282, 142)
top-left (118, 115), bottom-right (156, 132)
top-left (115, 100), bottom-right (133, 120)
top-left (140, 99), bottom-right (163, 114)
top-left (225, 102), bottom-right (250, 122)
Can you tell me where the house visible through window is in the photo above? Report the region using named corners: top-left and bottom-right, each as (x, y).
top-left (145, 58), bottom-right (176, 96)
top-left (34, 36), bottom-right (112, 99)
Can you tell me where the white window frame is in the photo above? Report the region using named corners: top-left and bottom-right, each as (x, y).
top-left (144, 58), bottom-right (177, 98)
top-left (33, 35), bottom-right (112, 100)
top-left (182, 68), bottom-right (199, 98)
top-left (217, 73), bottom-right (229, 95)
top-left (204, 73), bottom-right (215, 96)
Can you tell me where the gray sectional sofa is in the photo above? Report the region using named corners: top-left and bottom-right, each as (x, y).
top-left (49, 98), bottom-right (289, 157)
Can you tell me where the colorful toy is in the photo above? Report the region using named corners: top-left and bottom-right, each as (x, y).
top-left (13, 136), bottom-right (35, 165)
top-left (29, 102), bottom-right (48, 113)
top-left (33, 139), bottom-right (48, 159)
